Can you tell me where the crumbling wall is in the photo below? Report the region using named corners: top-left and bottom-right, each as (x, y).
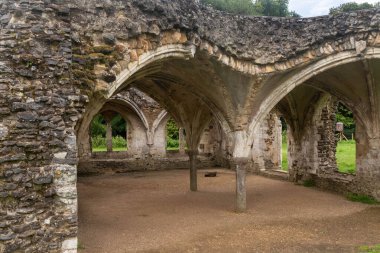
top-left (198, 120), bottom-right (222, 155)
top-left (287, 95), bottom-right (336, 181)
top-left (251, 111), bottom-right (282, 172)
top-left (0, 1), bottom-right (80, 252)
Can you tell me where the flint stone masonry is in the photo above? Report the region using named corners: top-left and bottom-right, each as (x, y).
top-left (0, 0), bottom-right (380, 252)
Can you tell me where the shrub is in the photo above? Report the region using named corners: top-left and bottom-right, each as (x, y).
top-left (91, 135), bottom-right (127, 149)
top-left (91, 135), bottom-right (106, 148)
top-left (112, 135), bottom-right (127, 148)
top-left (167, 138), bottom-right (179, 149)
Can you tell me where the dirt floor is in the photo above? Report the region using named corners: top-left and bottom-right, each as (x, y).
top-left (78, 169), bottom-right (380, 253)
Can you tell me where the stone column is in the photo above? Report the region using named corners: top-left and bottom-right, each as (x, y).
top-left (234, 158), bottom-right (248, 212)
top-left (188, 150), bottom-right (198, 191)
top-left (179, 127), bottom-right (186, 155)
top-left (229, 130), bottom-right (251, 212)
top-left (106, 121), bottom-right (113, 152)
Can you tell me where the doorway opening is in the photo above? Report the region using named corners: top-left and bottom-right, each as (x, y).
top-left (335, 102), bottom-right (356, 174)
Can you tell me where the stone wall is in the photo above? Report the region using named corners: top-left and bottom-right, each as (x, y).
top-left (0, 1), bottom-right (80, 252)
top-left (78, 154), bottom-right (218, 176)
top-left (284, 93), bottom-right (380, 199)
top-left (70, 0), bottom-right (380, 64)
top-left (251, 111), bottom-right (282, 172)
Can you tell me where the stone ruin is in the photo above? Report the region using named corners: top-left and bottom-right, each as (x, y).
top-left (0, 0), bottom-right (380, 252)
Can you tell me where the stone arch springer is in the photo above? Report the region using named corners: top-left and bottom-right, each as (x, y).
top-left (107, 44), bottom-right (197, 98)
top-left (106, 98), bottom-right (150, 131)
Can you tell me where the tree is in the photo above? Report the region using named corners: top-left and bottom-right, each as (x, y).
top-left (110, 114), bottom-right (126, 137)
top-left (201, 0), bottom-right (259, 15)
top-left (166, 118), bottom-right (180, 148)
top-left (90, 114), bottom-right (126, 138)
top-left (91, 114), bottom-right (106, 137)
top-left (254, 0), bottom-right (289, 17)
top-left (330, 2), bottom-right (380, 15)
top-left (335, 102), bottom-right (355, 137)
top-left (167, 118), bottom-right (179, 140)
top-left (200, 0), bottom-right (300, 17)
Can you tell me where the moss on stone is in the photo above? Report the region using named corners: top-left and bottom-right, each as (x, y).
top-left (93, 45), bottom-right (114, 55)
top-left (72, 69), bottom-right (89, 79)
top-left (81, 78), bottom-right (96, 89)
top-left (0, 196), bottom-right (18, 208)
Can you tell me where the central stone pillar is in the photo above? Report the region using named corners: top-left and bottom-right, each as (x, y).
top-left (106, 122), bottom-right (113, 152)
top-left (179, 127), bottom-right (186, 155)
top-left (187, 150), bottom-right (198, 191)
top-left (233, 158), bottom-right (249, 212)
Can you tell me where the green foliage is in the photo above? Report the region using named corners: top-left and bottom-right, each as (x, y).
top-left (201, 0), bottom-right (259, 15)
top-left (200, 0), bottom-right (300, 17)
top-left (281, 133), bottom-right (288, 171)
top-left (280, 117), bottom-right (287, 132)
top-left (90, 115), bottom-right (106, 137)
top-left (92, 147), bottom-right (127, 152)
top-left (281, 118), bottom-right (288, 170)
top-left (336, 140), bottom-right (356, 174)
top-left (336, 103), bottom-right (355, 131)
top-left (359, 244), bottom-right (380, 253)
top-left (330, 2), bottom-right (380, 15)
top-left (91, 135), bottom-right (106, 148)
top-left (167, 138), bottom-right (179, 149)
top-left (91, 136), bottom-right (127, 151)
top-left (167, 118), bottom-right (180, 148)
top-left (90, 114), bottom-right (126, 138)
top-left (255, 0), bottom-right (290, 17)
top-left (347, 193), bottom-right (379, 205)
top-left (110, 114), bottom-right (126, 137)
top-left (113, 136), bottom-right (127, 148)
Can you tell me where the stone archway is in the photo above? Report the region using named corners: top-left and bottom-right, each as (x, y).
top-left (248, 49), bottom-right (380, 140)
top-left (248, 51), bottom-right (380, 200)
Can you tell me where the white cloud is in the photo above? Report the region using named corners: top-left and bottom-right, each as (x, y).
top-left (289, 0), bottom-right (380, 17)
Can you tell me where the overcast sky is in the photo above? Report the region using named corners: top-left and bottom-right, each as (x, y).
top-left (289, 0), bottom-right (379, 17)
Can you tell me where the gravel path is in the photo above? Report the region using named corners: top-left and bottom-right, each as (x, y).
top-left (78, 169), bottom-right (380, 253)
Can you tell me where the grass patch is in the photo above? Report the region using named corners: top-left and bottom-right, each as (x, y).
top-left (346, 193), bottom-right (379, 205)
top-left (91, 135), bottom-right (127, 152)
top-left (281, 138), bottom-right (355, 173)
top-left (281, 142), bottom-right (288, 171)
top-left (92, 147), bottom-right (127, 152)
top-left (359, 244), bottom-right (380, 253)
top-left (336, 140), bottom-right (356, 174)
top-left (166, 147), bottom-right (180, 151)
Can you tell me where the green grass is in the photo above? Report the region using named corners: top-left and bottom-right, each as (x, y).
top-left (93, 147), bottom-right (182, 152)
top-left (92, 147), bottom-right (127, 152)
top-left (336, 140), bottom-right (356, 174)
top-left (347, 193), bottom-right (379, 205)
top-left (281, 139), bottom-right (355, 173)
top-left (359, 244), bottom-right (380, 253)
top-left (166, 147), bottom-right (179, 151)
top-left (282, 142), bottom-right (288, 171)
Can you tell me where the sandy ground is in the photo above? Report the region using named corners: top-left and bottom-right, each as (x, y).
top-left (78, 169), bottom-right (380, 253)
